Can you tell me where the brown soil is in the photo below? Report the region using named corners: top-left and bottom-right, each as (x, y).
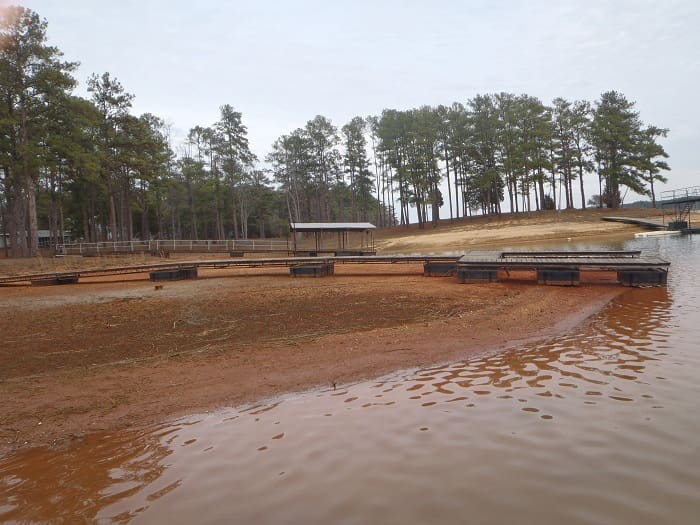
top-left (0, 209), bottom-right (653, 455)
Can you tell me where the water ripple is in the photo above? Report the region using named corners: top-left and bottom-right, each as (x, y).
top-left (2, 237), bottom-right (700, 524)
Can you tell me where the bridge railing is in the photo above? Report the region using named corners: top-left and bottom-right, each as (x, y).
top-left (660, 186), bottom-right (700, 203)
top-left (55, 239), bottom-right (291, 256)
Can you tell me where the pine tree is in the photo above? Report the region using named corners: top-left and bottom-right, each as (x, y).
top-left (0, 6), bottom-right (77, 256)
top-left (636, 126), bottom-right (670, 208)
top-left (590, 91), bottom-right (645, 208)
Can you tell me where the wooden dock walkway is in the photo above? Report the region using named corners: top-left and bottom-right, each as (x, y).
top-left (0, 251), bottom-right (670, 287)
top-left (0, 255), bottom-right (457, 285)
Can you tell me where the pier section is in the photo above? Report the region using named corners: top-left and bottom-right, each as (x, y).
top-left (457, 250), bottom-right (669, 286)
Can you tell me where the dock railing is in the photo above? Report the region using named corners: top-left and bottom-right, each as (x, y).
top-left (660, 186), bottom-right (700, 203)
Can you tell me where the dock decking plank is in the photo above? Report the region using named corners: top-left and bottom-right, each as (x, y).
top-left (457, 251), bottom-right (669, 271)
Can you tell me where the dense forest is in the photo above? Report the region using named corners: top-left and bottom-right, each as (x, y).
top-left (1, 6), bottom-right (670, 257)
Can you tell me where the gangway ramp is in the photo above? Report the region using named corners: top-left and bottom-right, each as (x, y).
top-left (660, 186), bottom-right (700, 230)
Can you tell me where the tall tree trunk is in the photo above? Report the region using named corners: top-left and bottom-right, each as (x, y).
top-left (109, 185), bottom-right (118, 241)
top-left (445, 147), bottom-right (453, 222)
top-left (567, 163), bottom-right (574, 209)
top-left (537, 176), bottom-right (545, 211)
top-left (59, 197), bottom-right (65, 246)
top-left (231, 191), bottom-right (239, 239)
top-left (597, 159), bottom-right (603, 208)
top-left (20, 99), bottom-right (38, 256)
top-left (89, 187), bottom-right (98, 242)
top-left (25, 174), bottom-right (39, 256)
top-left (649, 171), bottom-right (657, 208)
top-left (506, 175), bottom-right (514, 214)
top-left (7, 175), bottom-right (25, 257)
top-left (1, 195), bottom-right (9, 257)
top-left (82, 205), bottom-right (89, 243)
top-left (141, 205), bottom-right (150, 240)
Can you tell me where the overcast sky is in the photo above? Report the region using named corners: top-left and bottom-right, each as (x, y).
top-left (9, 0), bottom-right (700, 204)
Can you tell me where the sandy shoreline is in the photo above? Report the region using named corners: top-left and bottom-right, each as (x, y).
top-left (0, 266), bottom-right (625, 456)
top-left (1, 209), bottom-right (660, 456)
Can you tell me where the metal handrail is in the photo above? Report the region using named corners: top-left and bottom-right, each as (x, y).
top-left (660, 186), bottom-right (700, 201)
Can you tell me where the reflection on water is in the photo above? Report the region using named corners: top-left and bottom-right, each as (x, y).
top-left (2, 237), bottom-right (700, 524)
top-left (0, 426), bottom-right (178, 523)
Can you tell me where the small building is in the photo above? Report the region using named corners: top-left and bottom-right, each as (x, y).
top-left (0, 230), bottom-right (72, 249)
top-left (290, 222), bottom-right (376, 256)
top-left (38, 230), bottom-right (72, 247)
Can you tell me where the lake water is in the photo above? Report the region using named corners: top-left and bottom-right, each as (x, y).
top-left (1, 236), bottom-right (699, 524)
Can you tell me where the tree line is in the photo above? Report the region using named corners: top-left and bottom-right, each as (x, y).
top-left (1, 6), bottom-right (670, 257)
top-left (369, 93), bottom-right (669, 229)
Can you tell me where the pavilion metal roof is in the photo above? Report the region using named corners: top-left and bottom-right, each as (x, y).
top-left (290, 222), bottom-right (376, 232)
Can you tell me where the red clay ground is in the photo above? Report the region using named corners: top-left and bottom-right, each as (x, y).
top-left (0, 264), bottom-right (625, 455)
top-left (3, 208), bottom-right (661, 455)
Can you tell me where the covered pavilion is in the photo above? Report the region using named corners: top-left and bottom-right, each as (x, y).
top-left (289, 222), bottom-right (376, 255)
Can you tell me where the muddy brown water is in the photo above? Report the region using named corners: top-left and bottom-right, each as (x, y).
top-left (2, 236), bottom-right (700, 524)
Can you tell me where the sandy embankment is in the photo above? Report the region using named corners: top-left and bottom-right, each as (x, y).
top-left (0, 209), bottom-right (660, 454)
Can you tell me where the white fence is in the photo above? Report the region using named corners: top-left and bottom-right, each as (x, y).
top-left (56, 239), bottom-right (291, 256)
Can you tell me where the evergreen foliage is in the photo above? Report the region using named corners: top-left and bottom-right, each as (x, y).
top-left (0, 6), bottom-right (673, 255)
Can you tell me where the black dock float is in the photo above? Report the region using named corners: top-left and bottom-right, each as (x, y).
top-left (617, 269), bottom-right (668, 287)
top-left (537, 268), bottom-right (580, 286)
top-left (149, 267), bottom-right (198, 281)
top-left (424, 262), bottom-right (457, 276)
top-left (334, 250), bottom-right (376, 256)
top-left (294, 250), bottom-right (335, 257)
top-left (457, 267), bottom-right (499, 283)
top-left (290, 262), bottom-right (335, 277)
top-left (30, 273), bottom-right (80, 286)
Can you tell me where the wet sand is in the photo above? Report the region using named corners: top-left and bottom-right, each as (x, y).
top-left (0, 264), bottom-right (625, 455)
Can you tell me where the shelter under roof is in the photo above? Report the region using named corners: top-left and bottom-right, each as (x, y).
top-left (289, 222), bottom-right (376, 255)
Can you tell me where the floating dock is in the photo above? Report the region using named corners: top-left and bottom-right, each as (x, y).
top-left (456, 250), bottom-right (670, 286)
top-left (0, 251), bottom-right (670, 287)
top-left (602, 216), bottom-right (665, 229)
top-left (0, 255), bottom-right (455, 286)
